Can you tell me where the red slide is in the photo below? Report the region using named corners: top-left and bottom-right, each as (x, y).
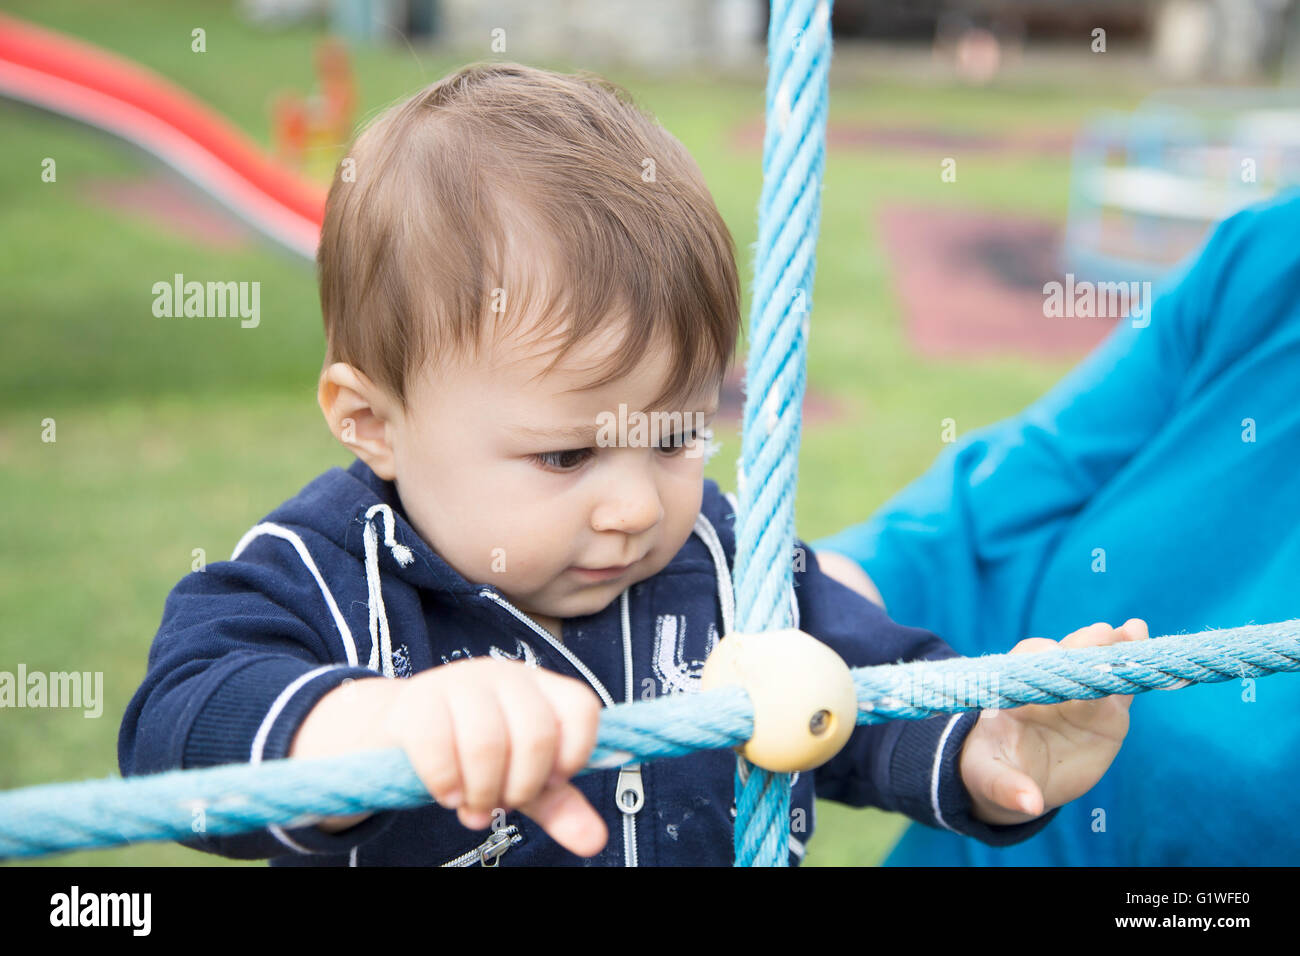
top-left (0, 13), bottom-right (325, 261)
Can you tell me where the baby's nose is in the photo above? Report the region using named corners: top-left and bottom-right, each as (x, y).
top-left (591, 480), bottom-right (663, 535)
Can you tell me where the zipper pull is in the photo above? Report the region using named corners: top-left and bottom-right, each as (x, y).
top-left (478, 825), bottom-right (519, 867)
top-left (616, 763), bottom-right (644, 815)
top-left (440, 824), bottom-right (522, 867)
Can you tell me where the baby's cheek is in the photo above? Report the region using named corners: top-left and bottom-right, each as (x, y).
top-left (665, 482), bottom-right (704, 548)
top-left (484, 532), bottom-right (565, 588)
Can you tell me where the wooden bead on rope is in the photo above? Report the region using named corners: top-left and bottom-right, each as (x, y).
top-left (699, 629), bottom-right (856, 773)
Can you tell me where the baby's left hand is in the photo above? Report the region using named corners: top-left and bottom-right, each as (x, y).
top-left (958, 618), bottom-right (1149, 826)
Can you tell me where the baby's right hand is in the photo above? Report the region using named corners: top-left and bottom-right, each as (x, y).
top-left (291, 659), bottom-right (607, 857)
top-left (384, 658), bottom-right (607, 856)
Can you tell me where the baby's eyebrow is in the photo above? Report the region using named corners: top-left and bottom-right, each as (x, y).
top-left (509, 423), bottom-right (600, 445)
top-left (509, 406), bottom-right (718, 445)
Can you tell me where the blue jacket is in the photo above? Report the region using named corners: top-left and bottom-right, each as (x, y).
top-left (119, 460), bottom-right (1056, 865)
top-left (817, 189), bottom-right (1300, 866)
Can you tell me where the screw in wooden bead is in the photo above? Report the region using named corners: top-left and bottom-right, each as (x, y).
top-left (699, 628), bottom-right (856, 773)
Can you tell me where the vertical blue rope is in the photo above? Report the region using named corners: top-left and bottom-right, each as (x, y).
top-left (733, 0), bottom-right (833, 867)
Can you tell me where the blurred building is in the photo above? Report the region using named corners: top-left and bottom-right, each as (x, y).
top-left (248, 0), bottom-right (1300, 80)
top-left (327, 0), bottom-right (765, 71)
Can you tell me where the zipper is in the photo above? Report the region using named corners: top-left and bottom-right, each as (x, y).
top-left (616, 762), bottom-right (644, 867)
top-left (478, 588), bottom-right (616, 706)
top-left (478, 586), bottom-right (643, 866)
top-left (618, 591), bottom-right (640, 867)
top-left (440, 825), bottom-right (523, 867)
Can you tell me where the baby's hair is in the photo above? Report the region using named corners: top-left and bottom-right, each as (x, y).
top-left (317, 62), bottom-right (741, 410)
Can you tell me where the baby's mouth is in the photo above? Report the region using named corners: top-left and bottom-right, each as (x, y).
top-left (569, 560), bottom-right (636, 582)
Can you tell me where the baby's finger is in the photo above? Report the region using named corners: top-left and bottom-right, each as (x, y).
top-left (961, 719), bottom-right (1047, 819)
top-left (1057, 621), bottom-right (1119, 650)
top-left (494, 667), bottom-right (560, 808)
top-left (457, 805), bottom-right (494, 830)
top-left (1118, 618), bottom-right (1150, 642)
top-left (989, 765), bottom-right (1045, 817)
top-left (520, 781), bottom-right (608, 857)
top-left (1008, 637), bottom-right (1059, 656)
top-left (385, 688), bottom-right (465, 810)
top-left (445, 675), bottom-right (510, 815)
top-left (532, 670), bottom-right (603, 782)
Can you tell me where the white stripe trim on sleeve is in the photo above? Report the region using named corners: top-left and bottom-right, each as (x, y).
top-left (930, 713), bottom-right (965, 834)
top-left (250, 663), bottom-right (355, 854)
top-left (232, 522), bottom-right (361, 667)
top-left (789, 835), bottom-right (806, 860)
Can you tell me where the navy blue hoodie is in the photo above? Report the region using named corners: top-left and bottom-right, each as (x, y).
top-left (119, 459), bottom-right (1057, 865)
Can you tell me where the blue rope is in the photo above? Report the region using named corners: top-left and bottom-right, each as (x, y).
top-left (852, 619), bottom-right (1300, 720)
top-left (4, 623), bottom-right (1295, 860)
top-left (733, 0), bottom-right (834, 868)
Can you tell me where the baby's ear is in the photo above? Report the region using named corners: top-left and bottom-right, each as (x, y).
top-left (318, 363), bottom-right (399, 480)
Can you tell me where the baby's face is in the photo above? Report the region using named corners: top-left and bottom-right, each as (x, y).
top-left (389, 319), bottom-right (719, 633)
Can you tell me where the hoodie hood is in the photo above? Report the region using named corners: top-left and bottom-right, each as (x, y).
top-left (263, 458), bottom-right (484, 599)
top-left (234, 458), bottom-right (492, 679)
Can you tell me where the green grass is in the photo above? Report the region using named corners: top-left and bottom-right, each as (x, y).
top-left (0, 1), bottom-right (1143, 866)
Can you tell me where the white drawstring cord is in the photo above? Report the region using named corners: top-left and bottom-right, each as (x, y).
top-left (363, 504), bottom-right (414, 677)
top-left (692, 514), bottom-right (735, 636)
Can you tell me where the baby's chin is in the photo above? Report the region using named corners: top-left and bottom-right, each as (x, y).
top-left (544, 584), bottom-right (630, 621)
top-left (502, 546), bottom-right (682, 622)
top-left (516, 571), bottom-right (651, 622)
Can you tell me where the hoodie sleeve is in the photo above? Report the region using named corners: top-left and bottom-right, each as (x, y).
top-left (118, 529), bottom-right (400, 860)
top-left (793, 546), bottom-right (1058, 847)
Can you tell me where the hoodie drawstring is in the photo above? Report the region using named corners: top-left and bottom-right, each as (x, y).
top-left (692, 514), bottom-right (735, 637)
top-left (364, 504), bottom-right (414, 677)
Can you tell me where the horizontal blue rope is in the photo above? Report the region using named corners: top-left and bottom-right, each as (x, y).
top-left (852, 620), bottom-right (1300, 722)
top-left (0, 685), bottom-right (753, 860)
top-left (2, 622), bottom-right (1297, 859)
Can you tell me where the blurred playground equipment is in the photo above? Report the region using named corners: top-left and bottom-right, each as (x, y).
top-left (0, 12), bottom-right (328, 261)
top-left (270, 36), bottom-right (357, 180)
top-left (1064, 91), bottom-right (1300, 284)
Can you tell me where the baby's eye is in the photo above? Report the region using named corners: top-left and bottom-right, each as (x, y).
top-left (656, 431), bottom-right (693, 455)
top-left (533, 448), bottom-right (594, 471)
top-left (657, 426), bottom-right (711, 456)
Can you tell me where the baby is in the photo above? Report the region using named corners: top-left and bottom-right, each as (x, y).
top-left (119, 62), bottom-right (1147, 866)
